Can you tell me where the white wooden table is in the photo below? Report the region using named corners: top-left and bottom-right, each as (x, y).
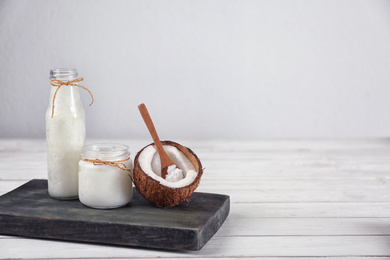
top-left (1, 139), bottom-right (390, 259)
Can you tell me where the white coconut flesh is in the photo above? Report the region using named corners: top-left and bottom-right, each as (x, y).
top-left (138, 145), bottom-right (198, 188)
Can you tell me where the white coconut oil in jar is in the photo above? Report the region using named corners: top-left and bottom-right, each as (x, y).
top-left (78, 143), bottom-right (133, 209)
top-left (46, 68), bottom-right (86, 200)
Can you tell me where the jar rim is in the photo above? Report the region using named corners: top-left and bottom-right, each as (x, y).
top-left (49, 68), bottom-right (78, 80)
top-left (82, 143), bottom-right (130, 161)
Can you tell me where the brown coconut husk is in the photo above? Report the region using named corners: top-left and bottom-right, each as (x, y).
top-left (133, 140), bottom-right (203, 208)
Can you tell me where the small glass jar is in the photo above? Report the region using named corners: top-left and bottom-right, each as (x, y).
top-left (78, 143), bottom-right (133, 209)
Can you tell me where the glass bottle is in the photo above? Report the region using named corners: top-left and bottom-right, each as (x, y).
top-left (78, 143), bottom-right (133, 209)
top-left (46, 68), bottom-right (85, 200)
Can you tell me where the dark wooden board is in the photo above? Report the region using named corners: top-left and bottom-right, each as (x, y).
top-left (0, 179), bottom-right (229, 251)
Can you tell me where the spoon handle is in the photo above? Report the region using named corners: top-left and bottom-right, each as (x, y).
top-left (138, 103), bottom-right (174, 179)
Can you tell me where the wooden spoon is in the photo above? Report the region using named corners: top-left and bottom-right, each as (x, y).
top-left (138, 103), bottom-right (180, 179)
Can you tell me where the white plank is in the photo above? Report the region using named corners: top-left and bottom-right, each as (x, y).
top-left (57, 258), bottom-right (390, 260)
top-left (232, 202), bottom-right (390, 218)
top-left (2, 138), bottom-right (390, 156)
top-left (196, 179), bottom-right (390, 203)
top-left (1, 236), bottom-right (390, 258)
top-left (25, 258), bottom-right (389, 260)
top-left (217, 217), bottom-right (390, 236)
top-left (0, 153), bottom-right (47, 180)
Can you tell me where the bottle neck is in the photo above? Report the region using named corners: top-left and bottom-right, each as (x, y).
top-left (50, 68), bottom-right (78, 81)
top-left (47, 84), bottom-right (84, 119)
top-left (49, 85), bottom-right (81, 103)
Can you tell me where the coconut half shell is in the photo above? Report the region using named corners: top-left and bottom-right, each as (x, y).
top-left (133, 140), bottom-right (203, 207)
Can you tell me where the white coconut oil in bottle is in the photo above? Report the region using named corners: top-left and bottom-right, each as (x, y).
top-left (46, 68), bottom-right (85, 200)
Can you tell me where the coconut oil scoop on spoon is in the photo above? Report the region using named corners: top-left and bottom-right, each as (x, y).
top-left (138, 103), bottom-right (183, 180)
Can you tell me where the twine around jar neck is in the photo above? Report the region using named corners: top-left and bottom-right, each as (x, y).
top-left (81, 157), bottom-right (132, 173)
top-left (49, 77), bottom-right (94, 118)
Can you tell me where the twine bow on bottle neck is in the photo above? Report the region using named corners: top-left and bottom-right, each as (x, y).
top-left (49, 77), bottom-right (94, 118)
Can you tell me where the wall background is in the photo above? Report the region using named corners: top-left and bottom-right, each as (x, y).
top-left (1, 0), bottom-right (390, 139)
